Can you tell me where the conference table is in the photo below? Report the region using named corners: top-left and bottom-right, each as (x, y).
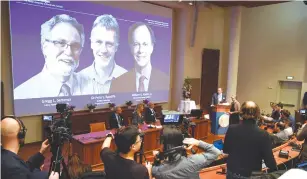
top-left (71, 118), bottom-right (210, 168)
top-left (199, 138), bottom-right (303, 178)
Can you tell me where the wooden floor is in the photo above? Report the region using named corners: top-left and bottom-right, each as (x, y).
top-left (18, 133), bottom-right (223, 172)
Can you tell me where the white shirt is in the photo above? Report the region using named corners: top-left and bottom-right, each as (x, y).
top-left (135, 64), bottom-right (152, 92)
top-left (14, 65), bottom-right (86, 99)
top-left (79, 62), bottom-right (127, 94)
top-left (284, 127), bottom-right (293, 136)
top-left (116, 113), bottom-right (122, 128)
top-left (218, 93), bottom-right (222, 103)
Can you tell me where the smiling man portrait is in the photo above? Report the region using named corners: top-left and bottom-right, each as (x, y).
top-left (109, 22), bottom-right (169, 93)
top-left (78, 14), bottom-right (127, 94)
top-left (14, 14), bottom-right (91, 99)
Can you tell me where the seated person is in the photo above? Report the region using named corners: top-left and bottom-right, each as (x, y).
top-left (132, 103), bottom-right (145, 126)
top-left (273, 119), bottom-right (293, 141)
top-left (67, 153), bottom-right (92, 179)
top-left (152, 126), bottom-right (221, 179)
top-left (144, 102), bottom-right (156, 124)
top-left (271, 103), bottom-right (283, 121)
top-left (281, 109), bottom-right (295, 131)
top-left (100, 126), bottom-right (152, 179)
top-left (109, 106), bottom-right (124, 129)
top-left (1, 116), bottom-right (50, 179)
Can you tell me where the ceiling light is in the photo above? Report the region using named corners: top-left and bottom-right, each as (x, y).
top-left (189, 2), bottom-right (193, 6)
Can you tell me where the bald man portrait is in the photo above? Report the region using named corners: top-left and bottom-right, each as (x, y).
top-left (1, 116), bottom-right (50, 179)
top-left (109, 22), bottom-right (169, 93)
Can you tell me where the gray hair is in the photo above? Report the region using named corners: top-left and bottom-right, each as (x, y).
top-left (91, 14), bottom-right (120, 44)
top-left (40, 14), bottom-right (85, 49)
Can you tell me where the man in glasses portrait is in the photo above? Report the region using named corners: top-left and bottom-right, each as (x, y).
top-left (14, 14), bottom-right (90, 99)
top-left (79, 15), bottom-right (127, 94)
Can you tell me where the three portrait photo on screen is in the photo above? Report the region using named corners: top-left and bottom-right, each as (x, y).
top-left (9, 1), bottom-right (172, 116)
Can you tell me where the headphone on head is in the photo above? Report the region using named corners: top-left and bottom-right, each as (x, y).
top-left (1, 115), bottom-right (27, 140)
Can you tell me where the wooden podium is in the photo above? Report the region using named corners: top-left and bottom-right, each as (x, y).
top-left (211, 104), bottom-right (231, 135)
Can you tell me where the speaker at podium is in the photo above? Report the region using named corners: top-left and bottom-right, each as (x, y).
top-left (211, 104), bottom-right (231, 135)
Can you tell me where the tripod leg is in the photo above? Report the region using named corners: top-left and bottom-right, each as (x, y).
top-left (61, 159), bottom-right (70, 179)
top-left (48, 155), bottom-right (55, 176)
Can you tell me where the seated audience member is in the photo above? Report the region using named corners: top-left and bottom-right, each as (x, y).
top-left (1, 116), bottom-right (50, 179)
top-left (109, 106), bottom-right (124, 129)
top-left (273, 120), bottom-right (293, 141)
top-left (270, 102), bottom-right (276, 113)
top-left (100, 126), bottom-right (152, 179)
top-left (144, 102), bottom-right (156, 124)
top-left (67, 153), bottom-right (92, 179)
top-left (224, 101), bottom-right (277, 179)
top-left (152, 126), bottom-right (221, 179)
top-left (297, 115), bottom-right (307, 162)
top-left (271, 103), bottom-right (283, 121)
top-left (229, 96), bottom-right (241, 125)
top-left (132, 103), bottom-right (145, 126)
top-left (281, 109), bottom-right (295, 131)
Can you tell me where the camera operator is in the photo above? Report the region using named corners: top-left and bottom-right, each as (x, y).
top-left (100, 126), bottom-right (152, 179)
top-left (152, 126), bottom-right (221, 179)
top-left (1, 116), bottom-right (50, 179)
top-left (297, 114), bottom-right (307, 162)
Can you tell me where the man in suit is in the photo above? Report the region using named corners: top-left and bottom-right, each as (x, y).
top-left (211, 87), bottom-right (227, 106)
top-left (109, 107), bottom-right (124, 129)
top-left (1, 116), bottom-right (50, 179)
top-left (144, 102), bottom-right (156, 124)
top-left (224, 101), bottom-right (277, 178)
top-left (110, 22), bottom-right (169, 93)
top-left (14, 14), bottom-right (92, 99)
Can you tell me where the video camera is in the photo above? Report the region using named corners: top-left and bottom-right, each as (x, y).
top-left (45, 103), bottom-right (73, 178)
top-left (153, 145), bottom-right (186, 166)
top-left (299, 109), bottom-right (306, 121)
top-left (45, 103), bottom-right (73, 146)
top-left (160, 114), bottom-right (196, 138)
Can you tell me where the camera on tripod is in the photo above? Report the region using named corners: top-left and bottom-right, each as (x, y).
top-left (45, 103), bottom-right (73, 146)
top-left (45, 103), bottom-right (73, 179)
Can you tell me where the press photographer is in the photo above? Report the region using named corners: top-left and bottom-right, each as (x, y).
top-left (152, 126), bottom-right (221, 179)
top-left (100, 126), bottom-right (152, 179)
top-left (1, 115), bottom-right (50, 179)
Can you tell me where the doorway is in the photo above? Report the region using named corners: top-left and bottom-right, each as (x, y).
top-left (278, 81), bottom-right (302, 114)
top-left (200, 49), bottom-right (220, 113)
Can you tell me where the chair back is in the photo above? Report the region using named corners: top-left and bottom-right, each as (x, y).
top-left (89, 122), bottom-right (106, 132)
top-left (127, 117), bottom-right (132, 126)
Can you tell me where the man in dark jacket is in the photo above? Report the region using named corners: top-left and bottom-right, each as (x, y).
top-left (144, 102), bottom-right (156, 124)
top-left (211, 87), bottom-right (227, 106)
top-left (224, 101), bottom-right (277, 179)
top-left (1, 116), bottom-right (50, 179)
top-left (109, 107), bottom-right (124, 129)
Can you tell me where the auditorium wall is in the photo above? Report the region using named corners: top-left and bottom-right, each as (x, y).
top-left (237, 1), bottom-right (307, 113)
top-left (1, 1), bottom-right (229, 143)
